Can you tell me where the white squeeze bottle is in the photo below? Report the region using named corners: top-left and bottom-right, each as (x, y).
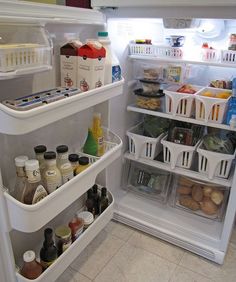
top-left (97, 31), bottom-right (121, 84)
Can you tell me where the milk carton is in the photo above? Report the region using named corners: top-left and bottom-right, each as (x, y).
top-left (60, 40), bottom-right (82, 88)
top-left (78, 41), bottom-right (106, 91)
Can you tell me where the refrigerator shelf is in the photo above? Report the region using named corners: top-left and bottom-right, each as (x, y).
top-left (16, 190), bottom-right (114, 282)
top-left (127, 104), bottom-right (236, 132)
top-left (3, 129), bottom-right (122, 233)
top-left (124, 152), bottom-right (233, 188)
top-left (0, 78), bottom-right (124, 135)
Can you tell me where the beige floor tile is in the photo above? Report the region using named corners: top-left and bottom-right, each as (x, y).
top-left (70, 229), bottom-right (124, 280)
top-left (104, 220), bottom-right (135, 241)
top-left (169, 266), bottom-right (213, 282)
top-left (56, 267), bottom-right (91, 282)
top-left (94, 242), bottom-right (177, 282)
top-left (127, 230), bottom-right (185, 264)
top-left (179, 243), bottom-right (236, 282)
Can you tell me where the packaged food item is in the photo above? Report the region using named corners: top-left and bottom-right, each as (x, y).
top-left (166, 66), bottom-right (182, 82)
top-left (76, 211), bottom-right (94, 230)
top-left (202, 134), bottom-right (234, 154)
top-left (44, 151), bottom-right (62, 194)
top-left (34, 145), bottom-right (47, 181)
top-left (92, 112), bottom-right (104, 157)
top-left (139, 79), bottom-right (161, 94)
top-left (78, 40), bottom-right (106, 91)
top-left (134, 89), bottom-right (164, 111)
top-left (228, 34), bottom-right (236, 51)
top-left (170, 127), bottom-right (193, 145)
top-left (69, 216), bottom-right (84, 242)
top-left (40, 228), bottom-right (58, 270)
top-left (75, 157), bottom-right (90, 175)
top-left (20, 250), bottom-right (43, 280)
top-left (68, 153), bottom-right (79, 176)
top-left (143, 68), bottom-right (160, 80)
top-left (56, 145), bottom-right (74, 184)
top-left (55, 225), bottom-right (72, 255)
top-left (177, 84), bottom-right (196, 94)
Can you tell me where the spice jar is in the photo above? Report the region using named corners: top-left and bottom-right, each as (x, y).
top-left (55, 225), bottom-right (72, 255)
top-left (76, 211), bottom-right (94, 230)
top-left (68, 216), bottom-right (84, 242)
top-left (75, 157), bottom-right (90, 175)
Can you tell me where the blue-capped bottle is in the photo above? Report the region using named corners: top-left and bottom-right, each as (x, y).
top-left (226, 78), bottom-right (236, 125)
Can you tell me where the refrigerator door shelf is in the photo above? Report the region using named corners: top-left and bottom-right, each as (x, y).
top-left (0, 78), bottom-right (124, 135)
top-left (16, 190), bottom-right (114, 282)
top-left (3, 129), bottom-right (122, 233)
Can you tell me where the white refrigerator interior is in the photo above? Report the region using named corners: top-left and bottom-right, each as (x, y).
top-left (0, 1), bottom-right (236, 281)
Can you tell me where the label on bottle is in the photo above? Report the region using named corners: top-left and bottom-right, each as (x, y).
top-left (26, 168), bottom-right (41, 183)
top-left (97, 136), bottom-right (104, 157)
top-left (45, 170), bottom-right (62, 193)
top-left (112, 65), bottom-right (121, 82)
top-left (32, 185), bottom-right (48, 204)
top-left (60, 163), bottom-right (74, 184)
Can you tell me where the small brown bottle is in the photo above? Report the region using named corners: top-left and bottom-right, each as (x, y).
top-left (20, 250), bottom-right (43, 280)
top-left (100, 187), bottom-right (109, 213)
top-left (86, 189), bottom-right (95, 216)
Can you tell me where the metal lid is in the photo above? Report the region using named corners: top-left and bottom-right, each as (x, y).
top-left (69, 153), bottom-right (79, 162)
top-left (76, 211), bottom-right (94, 225)
top-left (55, 225), bottom-right (71, 238)
top-left (23, 250), bottom-right (35, 263)
top-left (79, 156), bottom-right (89, 166)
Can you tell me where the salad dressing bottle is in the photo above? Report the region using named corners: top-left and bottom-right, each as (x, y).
top-left (34, 145), bottom-right (47, 180)
top-left (56, 145), bottom-right (74, 184)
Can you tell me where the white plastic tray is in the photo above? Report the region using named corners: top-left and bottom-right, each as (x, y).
top-left (0, 78), bottom-right (124, 135)
top-left (3, 129), bottom-right (122, 233)
top-left (16, 190), bottom-right (114, 282)
top-left (197, 140), bottom-right (236, 179)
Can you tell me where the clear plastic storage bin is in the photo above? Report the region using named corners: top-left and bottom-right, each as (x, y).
top-left (197, 140), bottom-right (236, 179)
top-left (127, 122), bottom-right (165, 160)
top-left (164, 84), bottom-right (203, 117)
top-left (124, 160), bottom-right (172, 203)
top-left (161, 135), bottom-right (200, 169)
top-left (195, 87), bottom-right (231, 123)
top-left (171, 175), bottom-right (229, 221)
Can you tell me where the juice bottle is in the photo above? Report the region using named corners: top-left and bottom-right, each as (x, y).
top-left (92, 112), bottom-right (104, 157)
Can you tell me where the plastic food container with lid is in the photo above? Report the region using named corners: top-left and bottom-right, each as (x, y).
top-left (139, 79), bottom-right (161, 94)
top-left (134, 88), bottom-right (164, 111)
top-left (76, 211), bottom-right (94, 230)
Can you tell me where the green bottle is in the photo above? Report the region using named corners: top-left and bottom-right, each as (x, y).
top-left (83, 128), bottom-right (98, 156)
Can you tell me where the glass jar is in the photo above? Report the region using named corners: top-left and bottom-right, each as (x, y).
top-left (75, 157), bottom-right (90, 175)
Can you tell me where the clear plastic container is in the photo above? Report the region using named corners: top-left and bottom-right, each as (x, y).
top-left (134, 89), bottom-right (164, 111)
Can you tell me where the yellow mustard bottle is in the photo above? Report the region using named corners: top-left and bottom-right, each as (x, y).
top-left (92, 112), bottom-right (104, 157)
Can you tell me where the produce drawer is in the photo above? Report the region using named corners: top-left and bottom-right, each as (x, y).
top-left (3, 129), bottom-right (122, 233)
top-left (170, 176), bottom-right (229, 221)
top-left (123, 160), bottom-right (172, 203)
top-left (16, 190), bottom-right (114, 282)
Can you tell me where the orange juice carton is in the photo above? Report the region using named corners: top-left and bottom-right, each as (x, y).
top-left (78, 40), bottom-right (106, 91)
top-left (60, 40), bottom-right (82, 88)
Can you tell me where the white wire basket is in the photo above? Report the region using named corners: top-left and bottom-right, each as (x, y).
top-left (129, 44), bottom-right (156, 56)
top-left (0, 44), bottom-right (52, 72)
top-left (161, 135), bottom-right (200, 169)
top-left (164, 84), bottom-right (203, 117)
top-left (197, 140), bottom-right (236, 179)
top-left (127, 122), bottom-right (165, 160)
top-left (195, 87), bottom-right (231, 124)
top-left (221, 50), bottom-right (236, 64)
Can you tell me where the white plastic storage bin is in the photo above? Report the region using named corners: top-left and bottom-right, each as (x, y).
top-left (201, 48), bottom-right (220, 62)
top-left (156, 46), bottom-right (183, 59)
top-left (197, 140), bottom-right (236, 180)
top-left (164, 84), bottom-right (203, 117)
top-left (221, 50), bottom-right (236, 64)
top-left (195, 87), bottom-right (231, 123)
top-left (161, 135), bottom-right (200, 169)
top-left (127, 122), bottom-right (165, 160)
top-left (0, 44), bottom-right (51, 72)
top-left (129, 44), bottom-right (156, 56)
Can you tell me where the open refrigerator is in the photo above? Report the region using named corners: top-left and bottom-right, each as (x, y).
top-left (0, 0), bottom-right (236, 281)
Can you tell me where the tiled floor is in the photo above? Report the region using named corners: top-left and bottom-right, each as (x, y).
top-left (57, 221), bottom-right (236, 282)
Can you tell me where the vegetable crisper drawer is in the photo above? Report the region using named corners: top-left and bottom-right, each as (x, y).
top-left (124, 160), bottom-right (172, 203)
top-left (171, 175), bottom-right (229, 221)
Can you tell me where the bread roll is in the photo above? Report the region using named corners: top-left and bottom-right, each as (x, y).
top-left (179, 196), bottom-right (200, 211)
top-left (211, 190), bottom-right (224, 205)
top-left (203, 186), bottom-right (213, 197)
top-left (177, 186), bottom-right (192, 195)
top-left (200, 198), bottom-right (218, 215)
top-left (192, 185), bottom-right (203, 202)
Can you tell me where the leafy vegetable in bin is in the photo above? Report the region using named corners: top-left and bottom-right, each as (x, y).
top-left (202, 134), bottom-right (234, 154)
top-left (143, 115), bottom-right (170, 138)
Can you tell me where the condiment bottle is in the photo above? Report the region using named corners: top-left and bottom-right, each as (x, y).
top-left (83, 128), bottom-right (98, 156)
top-left (92, 184), bottom-right (100, 215)
top-left (55, 226), bottom-right (72, 256)
top-left (40, 228), bottom-right (58, 270)
top-left (68, 153), bottom-right (79, 176)
top-left (56, 145), bottom-right (74, 184)
top-left (76, 211), bottom-right (94, 230)
top-left (75, 157), bottom-right (90, 175)
top-left (68, 216), bottom-right (84, 242)
top-left (24, 160), bottom-right (48, 205)
top-left (92, 112), bottom-right (104, 157)
top-left (20, 250), bottom-right (43, 280)
top-left (12, 155), bottom-right (28, 202)
top-left (44, 151), bottom-right (62, 194)
top-left (86, 189), bottom-right (95, 216)
top-left (100, 187), bottom-right (109, 213)
top-left (34, 145), bottom-right (47, 180)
